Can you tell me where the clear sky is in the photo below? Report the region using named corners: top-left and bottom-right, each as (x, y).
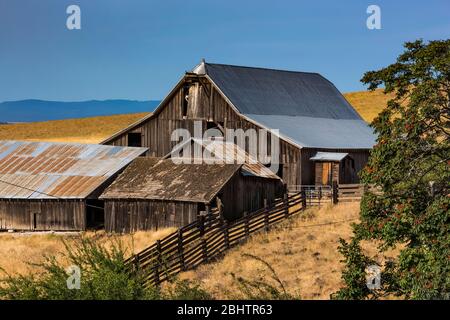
top-left (0, 0), bottom-right (449, 102)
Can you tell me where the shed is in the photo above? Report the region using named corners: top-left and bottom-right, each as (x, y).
top-left (0, 141), bottom-right (147, 231)
top-left (100, 158), bottom-right (283, 233)
top-left (310, 152), bottom-right (356, 185)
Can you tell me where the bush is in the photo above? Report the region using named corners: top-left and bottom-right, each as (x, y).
top-left (0, 237), bottom-right (210, 300)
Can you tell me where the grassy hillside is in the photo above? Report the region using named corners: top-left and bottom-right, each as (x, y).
top-left (0, 89), bottom-right (390, 144)
top-left (0, 112), bottom-right (149, 144)
top-left (344, 88), bottom-right (393, 123)
top-left (179, 203), bottom-right (398, 299)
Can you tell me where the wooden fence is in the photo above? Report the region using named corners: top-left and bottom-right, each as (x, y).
top-left (126, 184), bottom-right (375, 287)
top-left (126, 193), bottom-right (304, 287)
top-left (289, 183), bottom-right (373, 205)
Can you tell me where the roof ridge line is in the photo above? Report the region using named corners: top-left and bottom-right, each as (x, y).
top-left (205, 62), bottom-right (321, 76)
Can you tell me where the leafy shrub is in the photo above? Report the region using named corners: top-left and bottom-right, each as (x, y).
top-left (0, 237), bottom-right (210, 300)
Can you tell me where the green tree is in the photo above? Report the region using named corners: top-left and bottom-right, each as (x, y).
top-left (335, 39), bottom-right (450, 300)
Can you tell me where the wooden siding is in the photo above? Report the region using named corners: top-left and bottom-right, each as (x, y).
top-left (219, 172), bottom-right (284, 221)
top-left (104, 200), bottom-right (198, 233)
top-left (0, 200), bottom-right (86, 231)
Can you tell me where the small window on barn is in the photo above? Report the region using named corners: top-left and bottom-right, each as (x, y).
top-left (206, 121), bottom-right (216, 130)
top-left (127, 133), bottom-right (142, 147)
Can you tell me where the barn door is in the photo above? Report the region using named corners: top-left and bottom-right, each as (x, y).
top-left (322, 162), bottom-right (332, 185)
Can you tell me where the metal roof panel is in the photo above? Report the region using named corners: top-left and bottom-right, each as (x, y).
top-left (0, 141), bottom-right (147, 199)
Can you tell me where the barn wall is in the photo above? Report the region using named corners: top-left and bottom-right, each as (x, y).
top-left (219, 173), bottom-right (284, 221)
top-left (0, 200), bottom-right (86, 231)
top-left (104, 199), bottom-right (198, 233)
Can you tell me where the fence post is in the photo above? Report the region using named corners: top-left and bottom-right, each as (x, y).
top-left (332, 181), bottom-right (338, 204)
top-left (283, 193), bottom-right (289, 217)
top-left (202, 238), bottom-right (208, 262)
top-left (223, 220), bottom-right (229, 249)
top-left (177, 229), bottom-right (185, 270)
top-left (155, 240), bottom-right (162, 284)
top-left (244, 212), bottom-right (250, 237)
top-left (301, 189), bottom-right (306, 209)
top-left (264, 198), bottom-right (270, 231)
top-left (198, 214), bottom-right (205, 237)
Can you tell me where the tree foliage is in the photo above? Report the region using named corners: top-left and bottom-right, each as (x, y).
top-left (335, 39), bottom-right (450, 300)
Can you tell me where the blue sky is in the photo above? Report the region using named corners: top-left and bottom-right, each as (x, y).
top-left (0, 0), bottom-right (449, 102)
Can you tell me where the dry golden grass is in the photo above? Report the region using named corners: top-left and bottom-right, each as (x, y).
top-left (0, 228), bottom-right (175, 276)
top-left (343, 89), bottom-right (393, 123)
top-left (180, 202), bottom-right (398, 299)
top-left (0, 113), bottom-right (149, 144)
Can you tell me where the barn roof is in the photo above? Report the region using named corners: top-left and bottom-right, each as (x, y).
top-left (197, 63), bottom-right (362, 119)
top-left (0, 141), bottom-right (147, 199)
top-left (100, 158), bottom-right (242, 203)
top-left (194, 62), bottom-right (376, 149)
top-left (310, 152), bottom-right (349, 162)
top-left (167, 138), bottom-right (280, 180)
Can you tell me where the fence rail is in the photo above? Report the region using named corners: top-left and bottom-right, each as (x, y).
top-left (127, 193), bottom-right (304, 287)
top-left (289, 183), bottom-right (375, 205)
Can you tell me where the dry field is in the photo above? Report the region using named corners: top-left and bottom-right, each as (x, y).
top-left (0, 112), bottom-right (149, 144)
top-left (0, 228), bottom-right (175, 276)
top-left (0, 90), bottom-right (390, 144)
top-left (180, 202), bottom-right (398, 299)
top-left (344, 89), bottom-right (393, 123)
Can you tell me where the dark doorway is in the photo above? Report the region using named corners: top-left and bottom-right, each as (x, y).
top-left (127, 133), bottom-right (142, 147)
top-left (86, 200), bottom-right (104, 230)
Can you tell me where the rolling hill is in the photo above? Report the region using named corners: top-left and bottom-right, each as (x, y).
top-left (0, 89), bottom-right (390, 143)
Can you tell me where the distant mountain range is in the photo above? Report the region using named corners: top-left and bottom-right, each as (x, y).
top-left (0, 99), bottom-right (160, 122)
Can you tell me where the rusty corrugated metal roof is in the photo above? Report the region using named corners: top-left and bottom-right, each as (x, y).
top-left (0, 141), bottom-right (148, 199)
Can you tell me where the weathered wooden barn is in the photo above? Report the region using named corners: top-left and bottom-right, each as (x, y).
top-left (0, 141), bottom-right (147, 231)
top-left (102, 61), bottom-right (376, 190)
top-left (100, 158), bottom-right (283, 233)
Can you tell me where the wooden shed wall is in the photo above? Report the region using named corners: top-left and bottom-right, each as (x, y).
top-left (219, 173), bottom-right (284, 221)
top-left (104, 200), bottom-right (198, 233)
top-left (0, 200), bottom-right (86, 231)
